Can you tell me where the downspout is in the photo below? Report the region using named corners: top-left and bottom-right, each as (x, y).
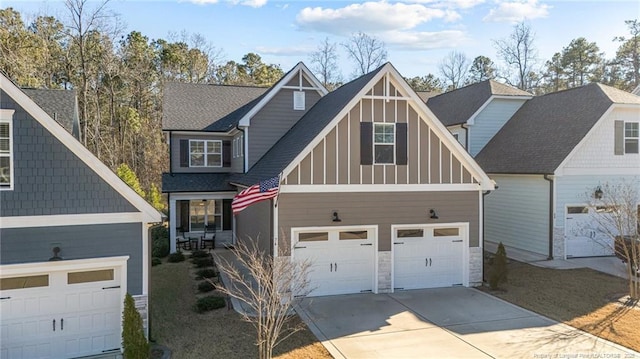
top-left (543, 174), bottom-right (554, 260)
top-left (481, 189), bottom-right (493, 283)
top-left (461, 123), bottom-right (470, 151)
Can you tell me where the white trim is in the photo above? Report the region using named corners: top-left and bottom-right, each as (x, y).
top-left (282, 86), bottom-right (323, 91)
top-left (0, 212), bottom-right (144, 228)
top-left (188, 139), bottom-right (223, 168)
top-left (0, 256), bottom-right (129, 277)
top-left (0, 109), bottom-right (15, 190)
top-left (281, 183), bottom-right (482, 193)
top-left (0, 74), bottom-right (162, 223)
top-left (238, 63), bottom-right (328, 127)
top-left (558, 167), bottom-right (640, 176)
top-left (273, 199), bottom-right (279, 257)
top-left (243, 127), bottom-right (249, 172)
top-left (142, 224), bottom-right (150, 296)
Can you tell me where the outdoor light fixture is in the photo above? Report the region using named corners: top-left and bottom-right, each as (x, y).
top-left (49, 246), bottom-right (63, 261)
top-left (332, 211), bottom-right (342, 222)
top-left (594, 186), bottom-right (603, 199)
top-left (430, 209), bottom-right (439, 219)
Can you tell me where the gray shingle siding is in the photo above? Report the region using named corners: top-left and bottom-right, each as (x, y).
top-left (0, 90), bottom-right (137, 216)
top-left (0, 223), bottom-right (144, 295)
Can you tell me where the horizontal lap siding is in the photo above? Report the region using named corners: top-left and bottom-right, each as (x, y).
top-left (469, 99), bottom-right (527, 156)
top-left (0, 223), bottom-right (144, 294)
top-left (278, 191), bottom-right (479, 254)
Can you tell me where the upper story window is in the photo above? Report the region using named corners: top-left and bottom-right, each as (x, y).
top-left (189, 140), bottom-right (222, 167)
top-left (373, 123), bottom-right (395, 164)
top-left (0, 111), bottom-right (13, 190)
top-left (625, 122), bottom-right (639, 154)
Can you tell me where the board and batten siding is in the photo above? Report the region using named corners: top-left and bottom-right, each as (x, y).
top-left (468, 98), bottom-right (527, 156)
top-left (278, 191), bottom-right (479, 255)
top-left (248, 89), bottom-right (323, 168)
top-left (0, 223), bottom-right (144, 294)
top-left (559, 107), bottom-right (640, 174)
top-left (235, 198), bottom-right (272, 255)
top-left (170, 133), bottom-right (232, 173)
top-left (484, 175), bottom-right (550, 255)
top-left (284, 78), bottom-right (478, 186)
top-left (0, 89), bottom-right (137, 217)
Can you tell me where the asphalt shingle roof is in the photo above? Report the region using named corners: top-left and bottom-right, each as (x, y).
top-left (426, 80), bottom-right (531, 126)
top-left (161, 172), bottom-right (236, 193)
top-left (22, 88), bottom-right (78, 136)
top-left (475, 83), bottom-right (640, 174)
top-left (232, 64), bottom-right (386, 186)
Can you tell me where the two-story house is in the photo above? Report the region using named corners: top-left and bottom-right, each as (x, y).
top-left (162, 62), bottom-right (495, 297)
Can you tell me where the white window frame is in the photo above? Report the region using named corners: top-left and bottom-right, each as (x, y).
top-left (188, 199), bottom-right (222, 232)
top-left (189, 139), bottom-right (222, 167)
top-left (624, 122), bottom-right (639, 154)
top-left (0, 110), bottom-right (14, 191)
top-left (293, 91), bottom-right (305, 111)
top-left (373, 123), bottom-right (395, 164)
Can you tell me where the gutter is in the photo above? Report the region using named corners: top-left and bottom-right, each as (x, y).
top-left (461, 123), bottom-right (470, 151)
top-left (543, 174), bottom-right (554, 260)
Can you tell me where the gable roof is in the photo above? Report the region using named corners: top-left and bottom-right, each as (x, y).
top-left (426, 80), bottom-right (531, 126)
top-left (22, 88), bottom-right (80, 138)
top-left (0, 73), bottom-right (162, 223)
top-left (475, 83), bottom-right (640, 174)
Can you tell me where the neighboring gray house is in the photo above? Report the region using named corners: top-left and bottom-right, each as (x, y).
top-left (426, 80), bottom-right (532, 156)
top-left (476, 83), bottom-right (640, 259)
top-left (163, 62), bottom-right (495, 297)
top-left (0, 73), bottom-right (162, 358)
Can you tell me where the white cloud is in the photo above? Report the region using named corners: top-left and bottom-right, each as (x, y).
top-left (185, 0), bottom-right (219, 4)
top-left (483, 0), bottom-right (550, 23)
top-left (296, 1), bottom-right (453, 35)
top-left (381, 29), bottom-right (467, 50)
top-left (255, 45), bottom-right (313, 56)
top-left (407, 0), bottom-right (485, 10)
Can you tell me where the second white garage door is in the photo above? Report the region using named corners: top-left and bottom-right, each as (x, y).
top-left (293, 226), bottom-right (376, 297)
top-left (393, 223), bottom-right (467, 291)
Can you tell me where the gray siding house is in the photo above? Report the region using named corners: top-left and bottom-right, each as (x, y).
top-left (163, 62), bottom-right (495, 297)
top-left (0, 74), bottom-right (162, 358)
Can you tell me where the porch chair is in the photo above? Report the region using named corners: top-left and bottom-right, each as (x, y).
top-left (175, 226), bottom-right (191, 251)
top-left (200, 224), bottom-right (216, 251)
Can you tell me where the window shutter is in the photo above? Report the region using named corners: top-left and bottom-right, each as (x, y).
top-left (614, 121), bottom-right (624, 155)
top-left (223, 140), bottom-right (231, 167)
top-left (180, 140), bottom-right (189, 167)
top-left (360, 122), bottom-right (373, 165)
top-left (222, 199), bottom-right (233, 230)
top-left (396, 123), bottom-right (407, 165)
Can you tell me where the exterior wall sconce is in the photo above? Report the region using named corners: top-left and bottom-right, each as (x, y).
top-left (430, 209), bottom-right (439, 219)
top-left (594, 186), bottom-right (603, 199)
top-left (49, 246), bottom-right (63, 261)
top-left (332, 211), bottom-right (342, 222)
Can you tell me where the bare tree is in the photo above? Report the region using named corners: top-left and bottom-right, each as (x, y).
top-left (438, 51), bottom-right (469, 90)
top-left (343, 32), bottom-right (387, 77)
top-left (213, 239), bottom-right (312, 359)
top-left (493, 21), bottom-right (538, 91)
top-left (310, 37), bottom-right (341, 90)
top-left (587, 180), bottom-right (640, 300)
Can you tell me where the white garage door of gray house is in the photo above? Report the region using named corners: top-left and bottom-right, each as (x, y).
top-left (565, 206), bottom-right (615, 258)
top-left (292, 226), bottom-right (377, 297)
top-left (0, 257), bottom-right (128, 359)
top-left (393, 223), bottom-right (468, 291)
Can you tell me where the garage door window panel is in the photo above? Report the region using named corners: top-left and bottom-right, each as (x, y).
top-left (397, 229), bottom-right (424, 238)
top-left (339, 231), bottom-right (368, 240)
top-left (67, 269), bottom-right (114, 284)
top-left (434, 228), bottom-right (459, 236)
top-left (299, 232), bottom-right (329, 241)
top-left (0, 275), bottom-right (49, 290)
top-left (568, 206), bottom-right (588, 214)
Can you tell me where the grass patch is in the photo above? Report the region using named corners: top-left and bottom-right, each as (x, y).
top-left (482, 259), bottom-right (640, 352)
top-left (195, 268), bottom-right (217, 280)
top-left (151, 257), bottom-right (162, 266)
top-left (167, 252), bottom-right (185, 263)
top-left (197, 281), bottom-right (216, 293)
top-left (191, 257), bottom-right (214, 268)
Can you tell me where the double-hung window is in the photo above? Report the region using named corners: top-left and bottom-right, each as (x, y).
top-left (189, 140), bottom-right (222, 167)
top-left (625, 122), bottom-right (639, 154)
top-left (373, 123), bottom-right (395, 164)
top-left (0, 113), bottom-right (13, 189)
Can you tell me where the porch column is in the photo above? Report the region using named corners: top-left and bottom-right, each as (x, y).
top-left (169, 197), bottom-right (177, 253)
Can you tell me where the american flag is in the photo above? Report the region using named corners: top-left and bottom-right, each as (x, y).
top-left (232, 176), bottom-right (280, 214)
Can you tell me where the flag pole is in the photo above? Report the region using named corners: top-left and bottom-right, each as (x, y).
top-left (274, 173), bottom-right (283, 208)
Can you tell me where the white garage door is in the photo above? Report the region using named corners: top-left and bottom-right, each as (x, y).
top-left (393, 224), bottom-right (467, 291)
top-left (566, 206), bottom-right (615, 258)
top-left (0, 258), bottom-right (126, 359)
top-left (293, 226), bottom-right (376, 297)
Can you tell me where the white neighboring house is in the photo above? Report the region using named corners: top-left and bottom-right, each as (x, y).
top-left (426, 80), bottom-right (532, 156)
top-left (475, 83), bottom-right (640, 259)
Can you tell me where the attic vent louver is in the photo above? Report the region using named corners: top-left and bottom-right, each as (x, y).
top-left (293, 91), bottom-right (305, 110)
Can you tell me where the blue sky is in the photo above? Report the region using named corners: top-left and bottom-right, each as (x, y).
top-left (6, 0), bottom-right (640, 80)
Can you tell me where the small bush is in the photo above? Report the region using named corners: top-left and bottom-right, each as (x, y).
top-left (190, 250), bottom-right (210, 259)
top-left (151, 226), bottom-right (170, 258)
top-left (122, 293), bottom-right (150, 359)
top-left (151, 257), bottom-right (162, 266)
top-left (192, 257), bottom-right (214, 268)
top-left (195, 268), bottom-right (218, 279)
top-left (197, 281), bottom-right (216, 293)
top-left (194, 296), bottom-right (226, 313)
top-left (488, 242), bottom-right (508, 290)
top-left (167, 252), bottom-right (185, 263)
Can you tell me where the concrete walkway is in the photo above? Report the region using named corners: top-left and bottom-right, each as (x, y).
top-left (297, 287), bottom-right (639, 359)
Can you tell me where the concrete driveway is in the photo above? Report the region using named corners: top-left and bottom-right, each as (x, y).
top-left (297, 287), bottom-right (638, 359)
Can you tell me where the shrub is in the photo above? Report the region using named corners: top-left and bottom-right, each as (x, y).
top-left (122, 293), bottom-right (149, 359)
top-left (151, 257), bottom-right (162, 266)
top-left (190, 250), bottom-right (210, 259)
top-left (194, 295), bottom-right (226, 313)
top-left (197, 281), bottom-right (216, 293)
top-left (192, 257), bottom-right (214, 268)
top-left (151, 226), bottom-right (169, 258)
top-left (195, 268), bottom-right (218, 279)
top-left (167, 252), bottom-right (185, 263)
top-left (488, 242), bottom-right (508, 290)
